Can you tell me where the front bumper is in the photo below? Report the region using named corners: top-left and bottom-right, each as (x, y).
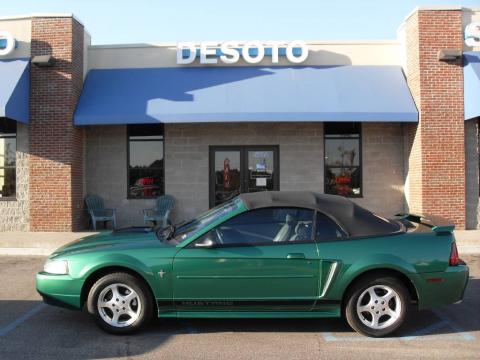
top-left (36, 272), bottom-right (84, 310)
top-left (414, 264), bottom-right (469, 310)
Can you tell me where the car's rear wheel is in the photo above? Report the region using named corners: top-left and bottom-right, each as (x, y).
top-left (87, 272), bottom-right (153, 334)
top-left (345, 276), bottom-right (409, 337)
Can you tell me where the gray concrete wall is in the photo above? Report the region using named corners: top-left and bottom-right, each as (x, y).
top-left (465, 119), bottom-right (479, 229)
top-left (85, 125), bottom-right (158, 228)
top-left (85, 122), bottom-right (406, 228)
top-left (166, 122), bottom-right (405, 222)
top-left (165, 123), bottom-right (324, 222)
top-left (0, 123), bottom-right (29, 231)
top-left (355, 123), bottom-right (406, 216)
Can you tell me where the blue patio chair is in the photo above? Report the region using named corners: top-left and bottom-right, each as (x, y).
top-left (85, 195), bottom-right (117, 231)
top-left (143, 195), bottom-right (175, 227)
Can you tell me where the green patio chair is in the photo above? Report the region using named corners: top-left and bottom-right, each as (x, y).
top-left (85, 194), bottom-right (117, 231)
top-left (143, 195), bottom-right (175, 227)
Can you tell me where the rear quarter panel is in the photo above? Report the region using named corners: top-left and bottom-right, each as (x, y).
top-left (318, 231), bottom-right (453, 302)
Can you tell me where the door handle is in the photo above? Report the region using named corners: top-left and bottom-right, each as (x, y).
top-left (286, 253), bottom-right (306, 259)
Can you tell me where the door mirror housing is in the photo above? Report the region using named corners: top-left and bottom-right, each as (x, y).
top-left (195, 238), bottom-right (216, 248)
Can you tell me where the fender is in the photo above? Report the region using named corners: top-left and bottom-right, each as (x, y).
top-left (76, 253), bottom-right (160, 297)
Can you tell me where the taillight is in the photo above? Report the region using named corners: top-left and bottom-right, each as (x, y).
top-left (449, 242), bottom-right (459, 266)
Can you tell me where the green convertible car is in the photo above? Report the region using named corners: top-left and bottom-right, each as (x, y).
top-left (36, 191), bottom-right (469, 337)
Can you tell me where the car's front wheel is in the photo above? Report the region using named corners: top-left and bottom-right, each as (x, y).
top-left (344, 276), bottom-right (409, 337)
top-left (87, 272), bottom-right (153, 334)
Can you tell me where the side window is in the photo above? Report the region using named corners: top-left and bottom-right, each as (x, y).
top-left (127, 124), bottom-right (164, 199)
top-left (315, 212), bottom-right (346, 241)
top-left (193, 207), bottom-right (314, 247)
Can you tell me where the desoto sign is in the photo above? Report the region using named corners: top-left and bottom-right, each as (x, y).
top-left (0, 31), bottom-right (15, 56)
top-left (177, 40), bottom-right (309, 65)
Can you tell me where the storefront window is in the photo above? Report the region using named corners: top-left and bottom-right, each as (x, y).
top-left (0, 118), bottom-right (16, 199)
top-left (127, 124), bottom-right (164, 199)
top-left (324, 122), bottom-right (361, 197)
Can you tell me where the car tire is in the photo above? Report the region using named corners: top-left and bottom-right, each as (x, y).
top-left (344, 275), bottom-right (409, 337)
top-left (87, 272), bottom-right (153, 334)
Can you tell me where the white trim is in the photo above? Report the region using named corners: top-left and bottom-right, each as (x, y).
top-left (416, 5), bottom-right (463, 11)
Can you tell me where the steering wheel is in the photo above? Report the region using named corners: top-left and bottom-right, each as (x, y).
top-left (214, 228), bottom-right (224, 244)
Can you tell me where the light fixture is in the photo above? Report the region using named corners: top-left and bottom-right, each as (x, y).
top-left (437, 49), bottom-right (462, 62)
top-left (31, 55), bottom-right (55, 67)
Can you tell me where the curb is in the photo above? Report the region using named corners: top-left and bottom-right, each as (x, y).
top-left (0, 248), bottom-right (55, 256)
top-left (458, 246), bottom-right (480, 255)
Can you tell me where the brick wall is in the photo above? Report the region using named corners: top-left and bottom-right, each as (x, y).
top-left (404, 9), bottom-right (466, 228)
top-left (29, 17), bottom-right (85, 231)
top-left (404, 11), bottom-right (423, 216)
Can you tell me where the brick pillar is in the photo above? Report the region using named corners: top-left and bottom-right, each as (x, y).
top-left (404, 9), bottom-right (465, 228)
top-left (29, 17), bottom-right (85, 231)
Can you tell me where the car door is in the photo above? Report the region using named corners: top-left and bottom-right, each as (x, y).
top-left (172, 207), bottom-right (320, 312)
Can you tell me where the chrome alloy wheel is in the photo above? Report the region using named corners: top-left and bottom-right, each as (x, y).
top-left (97, 283), bottom-right (142, 328)
top-left (356, 285), bottom-right (402, 330)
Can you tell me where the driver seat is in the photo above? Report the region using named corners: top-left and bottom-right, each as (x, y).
top-left (289, 222), bottom-right (309, 241)
top-left (273, 214), bottom-right (296, 242)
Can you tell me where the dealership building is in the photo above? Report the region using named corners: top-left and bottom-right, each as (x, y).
top-left (0, 6), bottom-right (479, 232)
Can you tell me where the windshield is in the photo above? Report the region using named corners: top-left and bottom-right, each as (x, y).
top-left (158, 198), bottom-right (243, 245)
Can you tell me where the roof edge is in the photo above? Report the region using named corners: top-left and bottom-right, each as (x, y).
top-left (0, 13), bottom-right (84, 27)
top-left (89, 39), bottom-right (401, 49)
top-left (401, 5), bottom-right (469, 23)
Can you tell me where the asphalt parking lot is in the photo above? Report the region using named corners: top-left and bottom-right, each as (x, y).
top-left (0, 255), bottom-right (479, 360)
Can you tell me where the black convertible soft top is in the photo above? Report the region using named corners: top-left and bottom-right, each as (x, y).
top-left (238, 191), bottom-right (402, 237)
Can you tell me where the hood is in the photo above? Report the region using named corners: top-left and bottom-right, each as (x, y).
top-left (51, 228), bottom-right (167, 257)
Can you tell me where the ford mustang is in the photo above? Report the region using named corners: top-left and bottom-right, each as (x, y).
top-left (36, 191), bottom-right (469, 337)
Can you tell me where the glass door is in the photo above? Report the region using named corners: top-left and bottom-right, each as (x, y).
top-left (210, 149), bottom-right (242, 207)
top-left (246, 148), bottom-right (276, 193)
top-left (209, 146), bottom-right (279, 207)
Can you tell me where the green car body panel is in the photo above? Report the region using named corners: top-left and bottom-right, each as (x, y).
top-left (36, 196), bottom-right (469, 319)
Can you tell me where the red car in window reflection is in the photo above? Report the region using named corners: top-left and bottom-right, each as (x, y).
top-left (129, 177), bottom-right (160, 198)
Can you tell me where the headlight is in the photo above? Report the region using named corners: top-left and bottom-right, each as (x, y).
top-left (43, 259), bottom-right (69, 275)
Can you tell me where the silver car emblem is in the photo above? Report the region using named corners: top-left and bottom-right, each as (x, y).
top-left (158, 270), bottom-right (167, 279)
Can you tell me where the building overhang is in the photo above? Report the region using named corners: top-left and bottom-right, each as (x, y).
top-left (74, 65), bottom-right (418, 125)
top-left (0, 59), bottom-right (29, 124)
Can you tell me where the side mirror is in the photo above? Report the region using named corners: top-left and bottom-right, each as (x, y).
top-left (195, 238), bottom-right (215, 248)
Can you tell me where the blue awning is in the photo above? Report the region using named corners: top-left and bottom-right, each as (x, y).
top-left (0, 59), bottom-right (29, 123)
top-left (464, 52), bottom-right (480, 121)
top-left (74, 65), bottom-right (418, 125)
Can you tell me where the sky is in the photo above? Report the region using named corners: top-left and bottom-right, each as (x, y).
top-left (1, 1), bottom-right (479, 45)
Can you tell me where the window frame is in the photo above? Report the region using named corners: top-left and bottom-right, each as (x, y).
top-left (314, 210), bottom-right (349, 242)
top-left (0, 118), bottom-right (17, 201)
top-left (323, 122), bottom-right (363, 198)
top-left (189, 207), bottom-right (317, 248)
top-left (126, 124), bottom-right (165, 200)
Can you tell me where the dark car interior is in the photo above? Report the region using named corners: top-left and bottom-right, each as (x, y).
top-left (202, 208), bottom-right (315, 246)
